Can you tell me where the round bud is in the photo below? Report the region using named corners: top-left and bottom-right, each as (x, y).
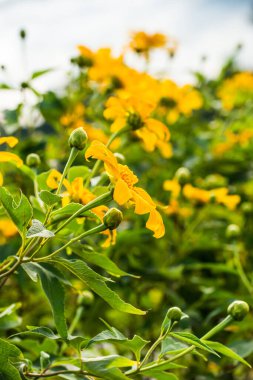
top-left (68, 127), bottom-right (88, 150)
top-left (21, 81), bottom-right (29, 89)
top-left (103, 208), bottom-right (123, 230)
top-left (226, 224), bottom-right (241, 240)
top-left (19, 29), bottom-right (26, 39)
top-left (175, 167), bottom-right (190, 185)
top-left (26, 153), bottom-right (41, 168)
top-left (77, 290), bottom-right (94, 306)
top-left (241, 202), bottom-right (253, 215)
top-left (227, 300), bottom-right (249, 321)
top-left (167, 306), bottom-right (183, 322)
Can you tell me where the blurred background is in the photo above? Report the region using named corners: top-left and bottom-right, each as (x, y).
top-left (0, 0), bottom-right (253, 108)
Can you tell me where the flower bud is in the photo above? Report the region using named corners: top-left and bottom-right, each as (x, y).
top-left (167, 306), bottom-right (183, 322)
top-left (26, 153), bottom-right (41, 168)
top-left (103, 208), bottom-right (123, 230)
top-left (241, 202), bottom-right (253, 215)
top-left (68, 127), bottom-right (88, 150)
top-left (19, 29), bottom-right (26, 39)
top-left (227, 300), bottom-right (249, 321)
top-left (77, 290), bottom-right (94, 306)
top-left (226, 224), bottom-right (241, 240)
top-left (175, 167), bottom-right (190, 185)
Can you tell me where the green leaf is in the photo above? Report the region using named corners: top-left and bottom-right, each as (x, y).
top-left (170, 332), bottom-right (219, 356)
top-left (0, 83), bottom-right (13, 90)
top-left (39, 190), bottom-right (62, 206)
top-left (26, 219), bottom-right (55, 238)
top-left (72, 246), bottom-right (136, 278)
top-left (141, 370), bottom-right (179, 380)
top-left (30, 68), bottom-right (54, 80)
top-left (82, 355), bottom-right (133, 380)
top-left (0, 303), bottom-right (22, 331)
top-left (141, 361), bottom-right (185, 372)
top-left (123, 335), bottom-right (150, 362)
top-left (160, 336), bottom-right (188, 357)
top-left (53, 258), bottom-right (146, 315)
top-left (202, 340), bottom-right (251, 368)
top-left (22, 263), bottom-right (68, 339)
top-left (67, 166), bottom-right (90, 182)
top-left (10, 326), bottom-right (59, 340)
top-left (0, 187), bottom-right (32, 237)
top-left (0, 339), bottom-right (22, 380)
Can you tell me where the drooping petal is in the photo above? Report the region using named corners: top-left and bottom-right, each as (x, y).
top-left (146, 208), bottom-right (165, 238)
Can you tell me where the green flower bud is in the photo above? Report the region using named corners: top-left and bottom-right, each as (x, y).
top-left (26, 153), bottom-right (41, 168)
top-left (167, 306), bottom-right (183, 322)
top-left (227, 300), bottom-right (249, 321)
top-left (226, 224), bottom-right (241, 240)
top-left (68, 127), bottom-right (88, 150)
top-left (77, 290), bottom-right (94, 306)
top-left (241, 202), bottom-right (253, 215)
top-left (175, 167), bottom-right (190, 185)
top-left (103, 208), bottom-right (123, 230)
top-left (19, 29), bottom-right (26, 39)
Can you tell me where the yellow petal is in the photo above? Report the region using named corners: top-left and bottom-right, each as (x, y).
top-left (146, 209), bottom-right (165, 238)
top-left (114, 178), bottom-right (132, 205)
top-left (0, 136), bottom-right (19, 147)
top-left (0, 172), bottom-right (3, 186)
top-left (0, 152), bottom-right (23, 167)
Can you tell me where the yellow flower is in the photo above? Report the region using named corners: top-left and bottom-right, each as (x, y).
top-left (163, 179), bottom-right (181, 199)
top-left (85, 140), bottom-right (165, 238)
top-left (210, 188), bottom-right (240, 210)
top-left (60, 103), bottom-right (85, 129)
top-left (183, 184), bottom-right (210, 203)
top-left (217, 72), bottom-right (253, 110)
top-left (47, 171), bottom-right (116, 247)
top-left (0, 218), bottom-right (18, 245)
top-left (157, 80), bottom-right (203, 124)
top-left (129, 31), bottom-right (167, 54)
top-left (104, 94), bottom-right (172, 158)
top-left (0, 137), bottom-right (23, 185)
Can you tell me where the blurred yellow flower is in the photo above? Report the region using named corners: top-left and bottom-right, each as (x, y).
top-left (129, 31), bottom-right (167, 54)
top-left (0, 136), bottom-right (23, 185)
top-left (0, 218), bottom-right (18, 245)
top-left (85, 140), bottom-right (165, 238)
top-left (104, 94), bottom-right (172, 157)
top-left (217, 72), bottom-right (253, 110)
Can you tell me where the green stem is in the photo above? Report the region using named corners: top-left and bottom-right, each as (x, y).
top-left (127, 315), bottom-right (233, 375)
top-left (53, 190), bottom-right (113, 235)
top-left (56, 147), bottom-right (78, 195)
top-left (33, 224), bottom-right (107, 262)
top-left (232, 244), bottom-right (253, 295)
top-left (138, 334), bottom-right (163, 369)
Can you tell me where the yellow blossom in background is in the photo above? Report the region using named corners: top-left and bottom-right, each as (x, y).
top-left (129, 31), bottom-right (167, 55)
top-left (85, 140), bottom-right (165, 238)
top-left (60, 103), bottom-right (86, 130)
top-left (217, 72), bottom-right (253, 110)
top-left (0, 136), bottom-right (23, 185)
top-left (163, 179), bottom-right (181, 199)
top-left (213, 129), bottom-right (253, 155)
top-left (104, 94), bottom-right (172, 157)
top-left (156, 80), bottom-right (203, 124)
top-left (0, 218), bottom-right (18, 245)
top-left (47, 171), bottom-right (116, 247)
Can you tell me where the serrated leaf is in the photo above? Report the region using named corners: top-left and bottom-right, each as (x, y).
top-left (170, 332), bottom-right (219, 356)
top-left (21, 263), bottom-right (68, 339)
top-left (26, 219), bottom-right (54, 238)
top-left (202, 340), bottom-right (251, 368)
top-left (0, 339), bottom-right (22, 380)
top-left (0, 187), bottom-right (32, 237)
top-left (10, 326), bottom-right (59, 340)
top-left (52, 258), bottom-right (146, 315)
top-left (39, 190), bottom-right (62, 206)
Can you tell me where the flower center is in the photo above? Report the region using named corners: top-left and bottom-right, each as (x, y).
top-left (119, 165), bottom-right (138, 188)
top-left (126, 112), bottom-right (144, 130)
top-left (159, 96), bottom-right (177, 108)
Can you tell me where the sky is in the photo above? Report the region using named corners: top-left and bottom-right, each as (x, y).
top-left (0, 0), bottom-right (252, 109)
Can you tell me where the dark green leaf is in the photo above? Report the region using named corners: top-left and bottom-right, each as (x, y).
top-left (39, 190), bottom-right (62, 206)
